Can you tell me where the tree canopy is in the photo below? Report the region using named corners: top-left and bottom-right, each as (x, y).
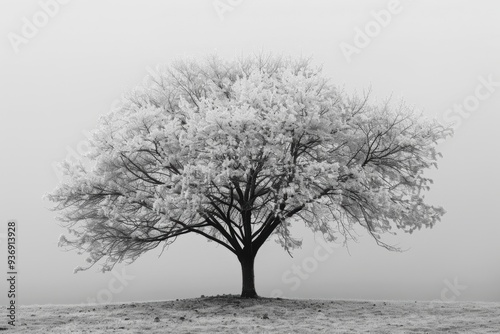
top-left (47, 54), bottom-right (451, 297)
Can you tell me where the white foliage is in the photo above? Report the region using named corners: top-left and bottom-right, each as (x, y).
top-left (47, 54), bottom-right (452, 271)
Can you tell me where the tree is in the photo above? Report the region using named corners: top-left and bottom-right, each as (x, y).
top-left (47, 55), bottom-right (452, 298)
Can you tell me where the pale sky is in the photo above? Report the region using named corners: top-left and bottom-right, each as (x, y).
top-left (1, 0), bottom-right (499, 306)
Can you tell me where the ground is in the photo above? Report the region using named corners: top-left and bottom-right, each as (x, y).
top-left (2, 296), bottom-right (499, 333)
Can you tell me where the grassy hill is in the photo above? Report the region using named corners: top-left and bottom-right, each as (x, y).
top-left (3, 295), bottom-right (500, 333)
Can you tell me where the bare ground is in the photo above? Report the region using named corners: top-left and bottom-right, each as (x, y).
top-left (2, 296), bottom-right (500, 333)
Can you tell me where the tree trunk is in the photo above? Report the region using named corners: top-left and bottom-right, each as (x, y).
top-left (239, 254), bottom-right (258, 298)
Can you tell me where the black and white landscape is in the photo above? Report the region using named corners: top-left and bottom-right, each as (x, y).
top-left (1, 1), bottom-right (500, 333)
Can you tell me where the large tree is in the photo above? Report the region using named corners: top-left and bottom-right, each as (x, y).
top-left (48, 55), bottom-right (451, 298)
